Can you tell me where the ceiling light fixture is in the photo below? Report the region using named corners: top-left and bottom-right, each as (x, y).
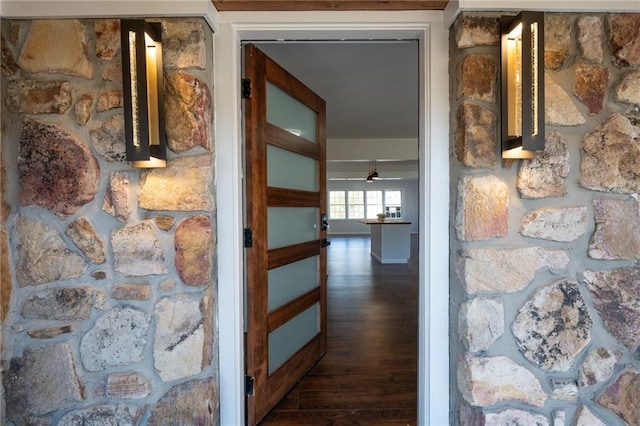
top-left (365, 161), bottom-right (380, 182)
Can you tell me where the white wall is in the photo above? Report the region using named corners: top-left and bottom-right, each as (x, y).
top-left (328, 138), bottom-right (418, 161)
top-left (327, 178), bottom-right (419, 234)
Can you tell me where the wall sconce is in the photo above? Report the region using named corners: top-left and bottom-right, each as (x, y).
top-left (121, 20), bottom-right (167, 168)
top-left (501, 11), bottom-right (545, 159)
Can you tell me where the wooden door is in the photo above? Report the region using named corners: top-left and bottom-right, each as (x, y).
top-left (243, 43), bottom-right (328, 426)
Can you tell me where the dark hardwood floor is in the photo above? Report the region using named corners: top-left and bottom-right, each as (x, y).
top-left (260, 235), bottom-right (418, 425)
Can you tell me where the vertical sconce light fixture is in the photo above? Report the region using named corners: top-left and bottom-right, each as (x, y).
top-left (121, 19), bottom-right (167, 168)
top-left (501, 12), bottom-right (545, 159)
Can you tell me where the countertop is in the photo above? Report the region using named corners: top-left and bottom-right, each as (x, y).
top-left (359, 219), bottom-right (412, 225)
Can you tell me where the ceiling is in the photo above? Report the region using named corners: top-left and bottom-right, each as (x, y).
top-left (254, 41), bottom-right (419, 140)
top-left (226, 0), bottom-right (449, 179)
top-left (213, 0), bottom-right (449, 136)
top-left (254, 41), bottom-right (421, 179)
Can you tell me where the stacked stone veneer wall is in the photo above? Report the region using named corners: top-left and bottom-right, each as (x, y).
top-left (0, 18), bottom-right (218, 424)
top-left (451, 12), bottom-right (640, 425)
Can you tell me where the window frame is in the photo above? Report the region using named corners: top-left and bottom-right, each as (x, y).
top-left (328, 189), bottom-right (403, 220)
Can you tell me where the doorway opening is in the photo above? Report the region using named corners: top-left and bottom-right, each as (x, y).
top-left (214, 13), bottom-right (450, 426)
top-left (248, 40), bottom-right (420, 424)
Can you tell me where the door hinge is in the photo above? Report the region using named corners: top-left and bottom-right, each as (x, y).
top-left (241, 78), bottom-right (251, 99)
top-left (245, 375), bottom-right (255, 396)
top-left (244, 228), bottom-right (253, 248)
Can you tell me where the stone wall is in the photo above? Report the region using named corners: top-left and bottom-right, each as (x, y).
top-left (451, 12), bottom-right (640, 425)
top-left (0, 18), bottom-right (218, 424)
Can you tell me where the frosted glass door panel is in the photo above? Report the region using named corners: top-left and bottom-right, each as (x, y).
top-left (268, 303), bottom-right (319, 373)
top-left (268, 207), bottom-right (318, 249)
top-left (267, 145), bottom-right (317, 192)
top-left (267, 82), bottom-right (317, 143)
top-left (268, 256), bottom-right (319, 312)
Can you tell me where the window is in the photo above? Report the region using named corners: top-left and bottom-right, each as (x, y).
top-left (365, 190), bottom-right (382, 219)
top-left (329, 190), bottom-right (402, 219)
top-left (385, 190), bottom-right (402, 218)
top-left (329, 191), bottom-right (346, 219)
top-left (348, 191), bottom-right (364, 219)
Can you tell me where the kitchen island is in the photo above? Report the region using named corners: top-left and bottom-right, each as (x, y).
top-left (359, 219), bottom-right (412, 264)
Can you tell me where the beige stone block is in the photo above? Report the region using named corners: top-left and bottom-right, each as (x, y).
top-left (162, 20), bottom-right (207, 70)
top-left (577, 15), bottom-right (604, 64)
top-left (74, 93), bottom-right (93, 126)
top-left (112, 284), bottom-right (152, 301)
top-left (455, 101), bottom-right (497, 169)
top-left (517, 131), bottom-right (570, 199)
top-left (598, 368), bottom-right (640, 424)
top-left (6, 79), bottom-right (72, 114)
top-left (520, 206), bottom-right (588, 242)
top-left (457, 246), bottom-right (569, 294)
top-left (95, 19), bottom-right (120, 60)
top-left (454, 14), bottom-right (500, 49)
top-left (175, 215), bottom-right (213, 286)
top-left (3, 343), bottom-right (85, 418)
top-left (578, 347), bottom-right (622, 387)
top-left (574, 63), bottom-right (609, 115)
top-left (456, 174), bottom-right (507, 241)
top-left (165, 70), bottom-right (212, 153)
top-left (89, 114), bottom-right (126, 162)
top-left (458, 355), bottom-right (547, 407)
top-left (584, 267), bottom-right (640, 348)
top-left (139, 154), bottom-right (213, 212)
top-left (147, 378), bottom-right (218, 425)
top-left (545, 74), bottom-right (586, 126)
top-left (608, 14), bottom-right (640, 67)
top-left (112, 220), bottom-right (166, 277)
top-left (18, 20), bottom-right (93, 78)
top-left (615, 70), bottom-right (640, 105)
top-left (545, 14), bottom-right (571, 70)
top-left (66, 217), bottom-right (107, 264)
top-left (96, 89), bottom-right (123, 112)
top-left (456, 54), bottom-right (496, 103)
top-left (589, 197), bottom-right (640, 260)
top-left (154, 296), bottom-right (205, 382)
top-left (106, 372), bottom-right (150, 399)
top-left (103, 171), bottom-right (131, 223)
top-left (15, 216), bottom-right (86, 287)
top-left (580, 113), bottom-right (640, 194)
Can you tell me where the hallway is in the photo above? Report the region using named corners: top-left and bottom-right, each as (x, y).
top-left (260, 235), bottom-right (419, 425)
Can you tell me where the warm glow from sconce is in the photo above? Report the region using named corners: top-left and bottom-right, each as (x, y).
top-left (530, 21), bottom-right (539, 138)
top-left (501, 12), bottom-right (545, 159)
top-left (145, 32), bottom-right (155, 46)
top-left (128, 31), bottom-right (140, 148)
top-left (138, 37), bottom-right (164, 168)
top-left (506, 23), bottom-right (522, 141)
top-left (502, 146), bottom-right (535, 159)
top-left (121, 20), bottom-right (167, 168)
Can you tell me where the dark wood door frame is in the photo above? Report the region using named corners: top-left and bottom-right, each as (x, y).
top-left (243, 43), bottom-right (328, 426)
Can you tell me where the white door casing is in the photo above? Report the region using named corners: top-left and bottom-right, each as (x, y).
top-left (214, 11), bottom-right (450, 426)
